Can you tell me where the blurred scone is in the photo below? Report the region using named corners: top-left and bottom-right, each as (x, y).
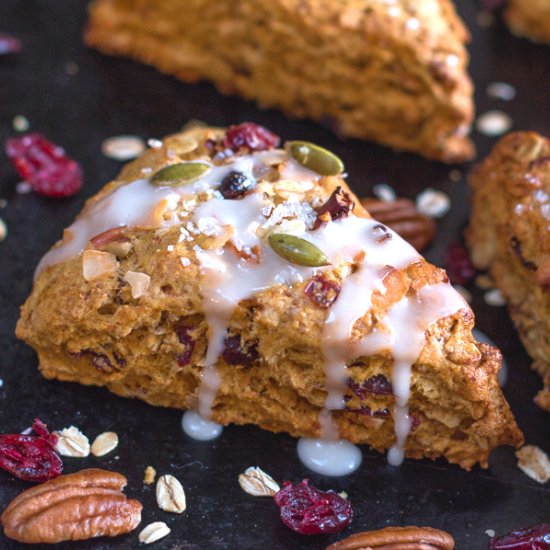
top-left (85, 0), bottom-right (474, 163)
top-left (17, 123), bottom-right (521, 469)
top-left (467, 132), bottom-right (550, 411)
top-left (505, 0), bottom-right (550, 45)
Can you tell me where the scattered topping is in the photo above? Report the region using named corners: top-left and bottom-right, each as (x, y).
top-left (489, 524), bottom-right (550, 550)
top-left (371, 183), bottom-right (396, 202)
top-left (15, 181), bottom-right (32, 194)
top-left (53, 426), bottom-right (90, 458)
top-left (147, 138), bottom-right (163, 149)
top-left (313, 186), bottom-right (354, 229)
top-left (123, 271), bottom-right (151, 299)
top-left (91, 432), bottom-right (119, 457)
top-left (139, 522), bottom-right (171, 544)
top-left (268, 233), bottom-right (331, 267)
top-left (0, 33), bottom-right (21, 56)
top-left (274, 479), bottom-right (352, 535)
top-left (219, 170), bottom-right (254, 199)
top-left (487, 82), bottom-right (517, 102)
top-left (0, 217), bottom-right (7, 241)
top-left (416, 188), bottom-right (451, 218)
top-left (288, 141), bottom-right (344, 176)
top-left (484, 288), bottom-right (506, 307)
top-left (444, 243), bottom-right (476, 286)
top-left (91, 226), bottom-right (132, 258)
top-left (0, 469), bottom-right (142, 544)
top-left (150, 161), bottom-right (211, 186)
top-left (476, 110), bottom-right (513, 137)
top-left (326, 526), bottom-right (455, 550)
top-left (304, 274), bottom-right (341, 309)
top-left (82, 249), bottom-right (118, 281)
top-left (156, 474), bottom-right (187, 513)
top-left (222, 334), bottom-right (258, 366)
top-left (143, 465), bottom-right (157, 485)
top-left (516, 445), bottom-right (550, 484)
top-left (12, 115), bottom-right (29, 132)
top-left (5, 133), bottom-right (83, 197)
top-left (361, 197), bottom-right (436, 251)
top-left (0, 419), bottom-right (62, 482)
top-left (238, 466), bottom-right (280, 497)
top-left (223, 122), bottom-right (280, 152)
top-left (486, 529), bottom-right (496, 538)
top-left (101, 135), bottom-right (146, 161)
top-left (176, 325), bottom-right (196, 367)
top-left (348, 375), bottom-right (393, 399)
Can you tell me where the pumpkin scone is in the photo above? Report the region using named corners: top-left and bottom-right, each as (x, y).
top-left (505, 0), bottom-right (550, 45)
top-left (467, 132), bottom-right (550, 411)
top-left (84, 0), bottom-right (474, 163)
top-left (17, 123), bottom-right (521, 469)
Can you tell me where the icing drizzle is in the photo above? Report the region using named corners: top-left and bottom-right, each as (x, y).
top-left (36, 141), bottom-right (467, 465)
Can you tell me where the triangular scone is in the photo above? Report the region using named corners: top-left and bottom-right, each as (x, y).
top-left (84, 0), bottom-right (474, 163)
top-left (467, 132), bottom-right (550, 411)
top-left (17, 123), bottom-right (521, 469)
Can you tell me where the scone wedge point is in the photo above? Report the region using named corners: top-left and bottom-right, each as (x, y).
top-left (17, 123), bottom-right (522, 469)
top-left (84, 0), bottom-right (474, 163)
top-left (467, 131), bottom-right (550, 411)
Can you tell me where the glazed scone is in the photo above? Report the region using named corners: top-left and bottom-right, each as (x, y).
top-left (17, 123), bottom-right (521, 469)
top-left (467, 132), bottom-right (550, 411)
top-left (505, 0), bottom-right (550, 45)
top-left (84, 0), bottom-right (475, 163)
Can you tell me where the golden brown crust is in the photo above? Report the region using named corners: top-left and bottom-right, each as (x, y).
top-left (466, 131), bottom-right (550, 411)
top-left (84, 0), bottom-right (474, 162)
top-left (17, 126), bottom-right (521, 470)
top-left (505, 0), bottom-right (550, 45)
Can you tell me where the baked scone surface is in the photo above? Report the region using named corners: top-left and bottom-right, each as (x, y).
top-left (467, 131), bottom-right (550, 411)
top-left (84, 0), bottom-right (474, 162)
top-left (505, 0), bottom-right (550, 45)
top-left (17, 123), bottom-right (521, 469)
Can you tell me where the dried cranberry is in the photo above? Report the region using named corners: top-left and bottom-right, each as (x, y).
top-left (222, 334), bottom-right (258, 366)
top-left (489, 524), bottom-right (550, 549)
top-left (344, 404), bottom-right (389, 417)
top-left (444, 242), bottom-right (476, 286)
top-left (223, 122), bottom-right (280, 152)
top-left (274, 479), bottom-right (352, 535)
top-left (176, 325), bottom-right (196, 367)
top-left (348, 375), bottom-right (393, 399)
top-left (0, 419), bottom-right (62, 482)
top-left (5, 133), bottom-right (83, 197)
top-left (0, 33), bottom-right (21, 56)
top-left (304, 274), bottom-right (341, 309)
top-left (313, 187), bottom-right (355, 229)
top-left (219, 171), bottom-right (254, 199)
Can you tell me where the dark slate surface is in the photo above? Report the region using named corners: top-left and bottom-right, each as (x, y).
top-left (0, 1), bottom-right (549, 548)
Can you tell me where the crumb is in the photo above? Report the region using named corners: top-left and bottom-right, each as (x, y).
top-left (516, 445), bottom-right (550, 484)
top-left (144, 465), bottom-right (157, 485)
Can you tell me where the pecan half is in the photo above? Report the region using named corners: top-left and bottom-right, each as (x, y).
top-left (326, 526), bottom-right (455, 550)
top-left (361, 198), bottom-right (436, 251)
top-left (1, 468), bottom-right (142, 544)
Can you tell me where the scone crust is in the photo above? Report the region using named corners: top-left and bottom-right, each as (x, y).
top-left (17, 126), bottom-right (521, 469)
top-left (467, 131), bottom-right (550, 411)
top-left (505, 0), bottom-right (550, 45)
top-left (84, 0), bottom-right (474, 162)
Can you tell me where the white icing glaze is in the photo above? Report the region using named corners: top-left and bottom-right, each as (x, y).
top-left (181, 410), bottom-right (223, 441)
top-left (297, 438), bottom-right (362, 476)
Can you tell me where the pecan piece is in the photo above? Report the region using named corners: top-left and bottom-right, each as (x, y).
top-left (1, 468), bottom-right (142, 544)
top-left (361, 198), bottom-right (436, 251)
top-left (326, 526), bottom-right (455, 550)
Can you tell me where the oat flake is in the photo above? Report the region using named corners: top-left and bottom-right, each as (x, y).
top-left (16, 181), bottom-right (32, 194)
top-left (239, 466), bottom-right (280, 497)
top-left (0, 218), bottom-right (7, 242)
top-left (12, 115), bottom-right (29, 132)
top-left (487, 82), bottom-right (516, 102)
top-left (371, 183), bottom-right (396, 202)
top-left (484, 288), bottom-right (506, 307)
top-left (156, 474), bottom-right (187, 513)
top-left (54, 426), bottom-right (90, 457)
top-left (91, 431), bottom-right (119, 457)
top-left (139, 522), bottom-right (171, 544)
top-left (416, 188), bottom-right (451, 218)
top-left (476, 110), bottom-right (513, 137)
top-left (101, 135), bottom-right (145, 161)
top-left (516, 445), bottom-right (550, 484)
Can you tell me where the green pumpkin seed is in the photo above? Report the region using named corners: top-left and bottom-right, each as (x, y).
top-left (151, 162), bottom-right (211, 186)
top-left (268, 233), bottom-right (331, 267)
top-left (288, 141), bottom-right (344, 176)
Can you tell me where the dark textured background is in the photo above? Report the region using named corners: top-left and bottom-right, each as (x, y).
top-left (0, 1), bottom-right (549, 548)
